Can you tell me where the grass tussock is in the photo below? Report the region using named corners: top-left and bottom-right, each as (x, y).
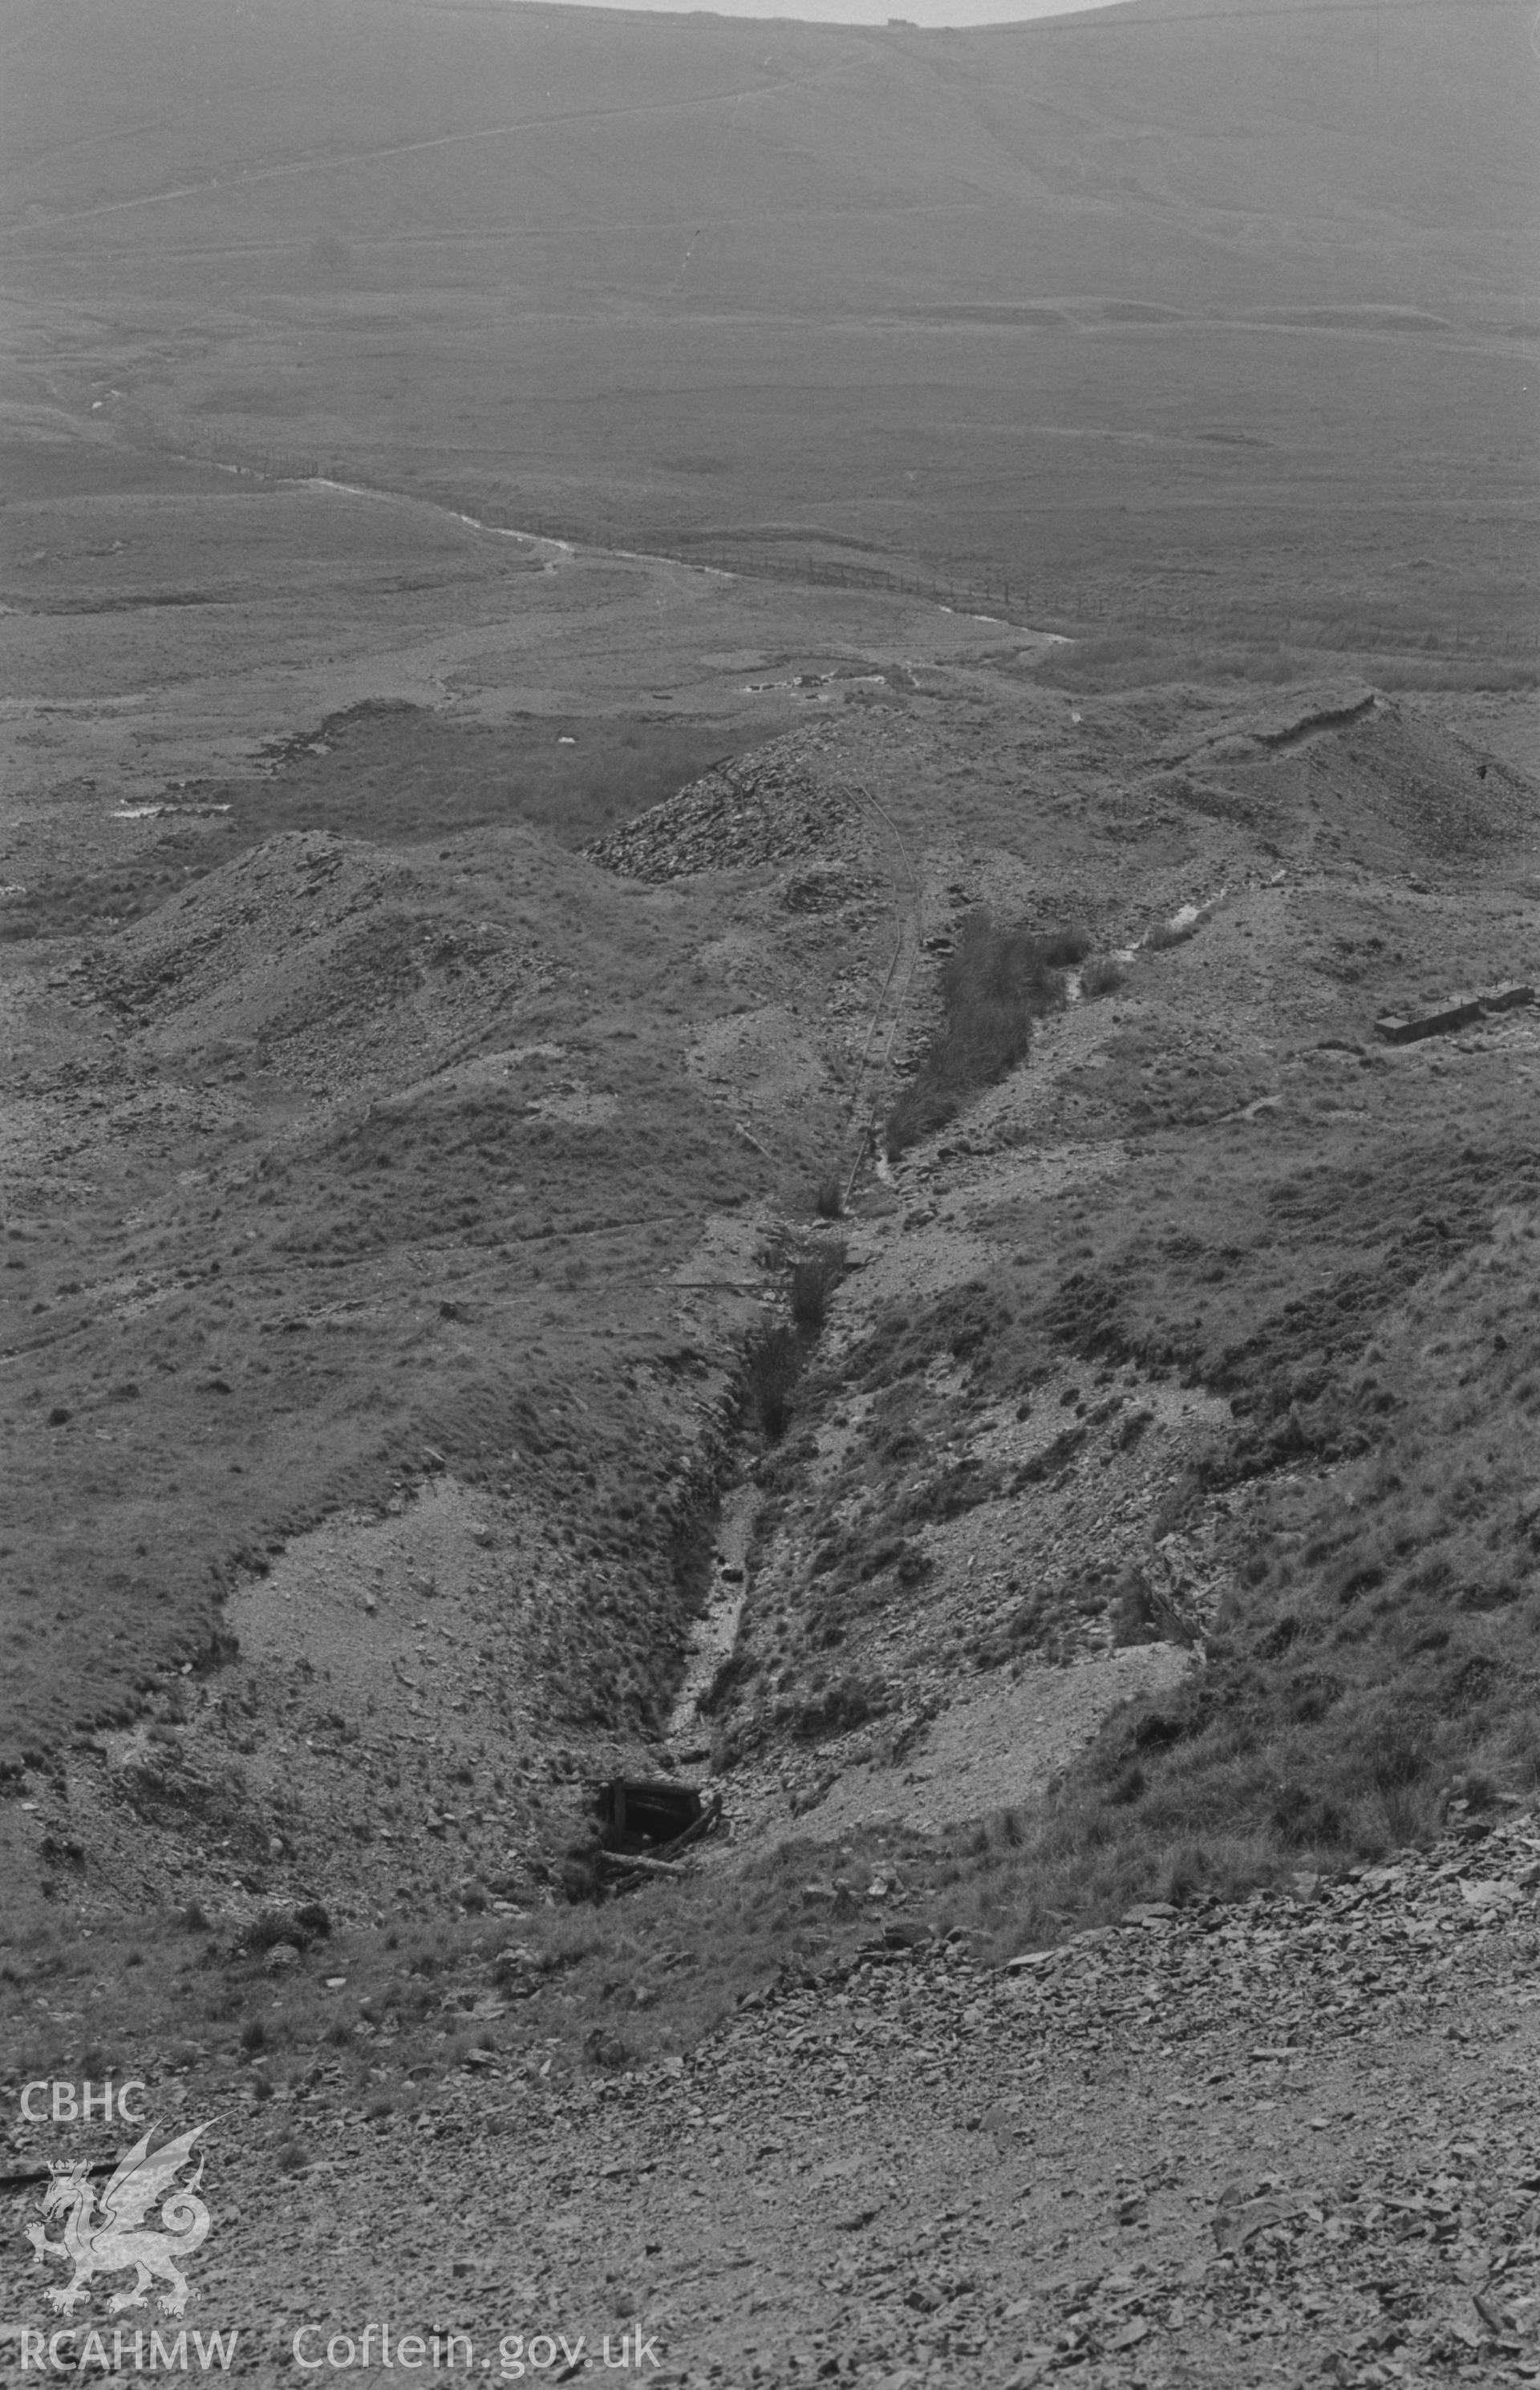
top-left (713, 1170), bottom-right (1540, 1966)
top-left (1080, 954), bottom-right (1127, 999)
top-left (0, 1860), bottom-right (959, 2101)
top-left (790, 1240), bottom-right (847, 1333)
top-left (742, 1320), bottom-right (801, 1441)
top-left (13, 1050), bottom-right (1540, 2098)
top-left (740, 1241), bottom-right (846, 1437)
top-left (938, 1211), bottom-right (1540, 1949)
top-left (885, 911), bottom-right (1089, 1158)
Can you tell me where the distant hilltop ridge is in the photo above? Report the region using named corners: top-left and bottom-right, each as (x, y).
top-left (3, 0), bottom-right (1532, 684)
top-left (2, 0), bottom-right (1534, 317)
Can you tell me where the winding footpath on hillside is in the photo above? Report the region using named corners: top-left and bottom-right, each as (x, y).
top-left (7, 1804), bottom-right (1537, 2387)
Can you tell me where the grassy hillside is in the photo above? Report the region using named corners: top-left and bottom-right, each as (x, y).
top-left (4, 0), bottom-right (1534, 302)
top-left (2, 0), bottom-right (1534, 657)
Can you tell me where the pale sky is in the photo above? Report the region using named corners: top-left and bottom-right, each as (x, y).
top-left (514, 0), bottom-right (1129, 27)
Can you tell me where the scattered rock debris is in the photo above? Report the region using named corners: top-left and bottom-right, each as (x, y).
top-left (7, 1804), bottom-right (1540, 2384)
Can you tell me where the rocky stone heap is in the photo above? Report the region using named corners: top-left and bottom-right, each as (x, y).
top-left (586, 751), bottom-right (864, 882)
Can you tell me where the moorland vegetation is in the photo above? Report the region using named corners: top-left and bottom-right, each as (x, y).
top-left (0, 0), bottom-right (1538, 2154)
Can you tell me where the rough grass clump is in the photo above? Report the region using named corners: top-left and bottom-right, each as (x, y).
top-left (885, 911), bottom-right (1090, 1157)
top-left (813, 1175), bottom-right (844, 1221)
top-left (743, 1320), bottom-right (800, 1441)
top-left (1080, 955), bottom-right (1126, 1000)
top-left (927, 1217), bottom-right (1540, 1947)
top-left (790, 1240), bottom-right (847, 1332)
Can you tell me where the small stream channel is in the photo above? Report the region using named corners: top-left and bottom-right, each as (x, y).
top-left (664, 1479), bottom-right (757, 1751)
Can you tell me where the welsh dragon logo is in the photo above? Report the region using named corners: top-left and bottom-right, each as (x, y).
top-left (28, 2125), bottom-right (212, 2317)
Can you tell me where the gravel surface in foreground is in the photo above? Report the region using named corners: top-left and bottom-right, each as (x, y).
top-left (7, 1810), bottom-right (1540, 2388)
